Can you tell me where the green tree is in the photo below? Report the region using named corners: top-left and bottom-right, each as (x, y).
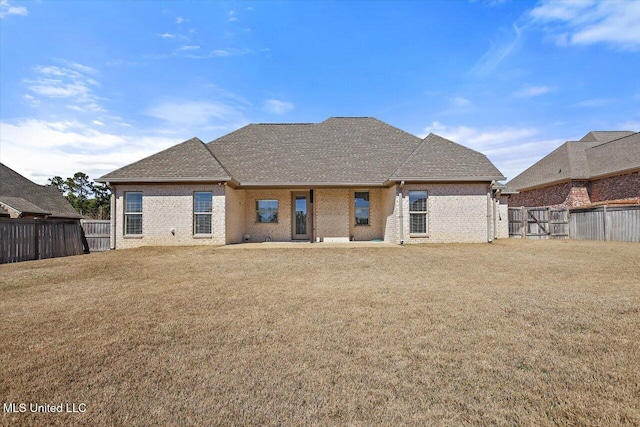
top-left (47, 172), bottom-right (111, 219)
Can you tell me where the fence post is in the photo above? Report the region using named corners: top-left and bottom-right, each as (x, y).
top-left (521, 206), bottom-right (526, 238)
top-left (34, 220), bottom-right (40, 261)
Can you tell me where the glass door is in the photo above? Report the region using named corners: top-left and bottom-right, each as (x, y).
top-left (292, 193), bottom-right (309, 240)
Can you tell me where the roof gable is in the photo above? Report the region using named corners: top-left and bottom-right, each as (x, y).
top-left (0, 163), bottom-right (82, 218)
top-left (391, 133), bottom-right (505, 181)
top-left (98, 137), bottom-right (231, 182)
top-left (580, 131), bottom-right (635, 143)
top-left (507, 130), bottom-right (640, 191)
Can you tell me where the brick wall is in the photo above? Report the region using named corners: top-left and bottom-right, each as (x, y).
top-left (315, 188), bottom-right (350, 241)
top-left (113, 184), bottom-right (226, 249)
top-left (589, 171), bottom-right (640, 202)
top-left (243, 189), bottom-right (292, 242)
top-left (382, 185), bottom-right (398, 243)
top-left (508, 181), bottom-right (573, 208)
top-left (224, 186), bottom-right (246, 244)
top-left (400, 183), bottom-right (490, 243)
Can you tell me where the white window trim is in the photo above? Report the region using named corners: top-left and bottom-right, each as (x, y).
top-left (193, 191), bottom-right (213, 236)
top-left (408, 190), bottom-right (429, 237)
top-left (123, 191), bottom-right (143, 237)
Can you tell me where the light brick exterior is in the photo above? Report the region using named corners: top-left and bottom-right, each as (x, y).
top-left (398, 183), bottom-right (491, 244)
top-left (0, 202), bottom-right (21, 218)
top-left (110, 182), bottom-right (499, 247)
top-left (113, 184), bottom-right (226, 248)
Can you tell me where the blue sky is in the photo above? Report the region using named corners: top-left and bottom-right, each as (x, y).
top-left (1, 0), bottom-right (639, 184)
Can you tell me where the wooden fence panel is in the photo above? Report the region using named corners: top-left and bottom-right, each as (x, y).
top-left (569, 205), bottom-right (639, 242)
top-left (509, 207), bottom-right (569, 240)
top-left (0, 219), bottom-right (85, 264)
top-left (81, 220), bottom-right (110, 252)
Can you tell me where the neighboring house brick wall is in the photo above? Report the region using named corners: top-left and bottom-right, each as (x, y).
top-left (401, 183), bottom-right (489, 243)
top-left (508, 182), bottom-right (572, 208)
top-left (114, 184), bottom-right (226, 249)
top-left (316, 188), bottom-right (350, 241)
top-left (243, 189), bottom-right (292, 242)
top-left (225, 186), bottom-right (246, 244)
top-left (589, 171), bottom-right (640, 202)
top-left (349, 188), bottom-right (384, 241)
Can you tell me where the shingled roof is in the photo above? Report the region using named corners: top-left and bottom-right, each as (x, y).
top-left (507, 131), bottom-right (640, 191)
top-left (0, 163), bottom-right (82, 219)
top-left (99, 137), bottom-right (230, 183)
top-left (391, 133), bottom-right (505, 181)
top-left (99, 117), bottom-right (505, 185)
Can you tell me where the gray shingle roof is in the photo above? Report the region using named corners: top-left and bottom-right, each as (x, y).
top-left (0, 205), bottom-right (9, 217)
top-left (579, 131), bottom-right (635, 143)
top-left (391, 133), bottom-right (505, 181)
top-left (207, 118), bottom-right (424, 184)
top-left (507, 131), bottom-right (640, 191)
top-left (99, 118), bottom-right (504, 185)
top-left (0, 163), bottom-right (82, 219)
top-left (98, 137), bottom-right (231, 182)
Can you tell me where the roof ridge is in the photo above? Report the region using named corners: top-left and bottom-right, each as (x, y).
top-left (389, 137), bottom-right (428, 178)
top-left (201, 140), bottom-right (232, 178)
top-left (588, 131), bottom-right (640, 149)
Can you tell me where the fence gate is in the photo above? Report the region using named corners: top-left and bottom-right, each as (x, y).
top-left (81, 220), bottom-right (111, 252)
top-left (509, 207), bottom-right (569, 239)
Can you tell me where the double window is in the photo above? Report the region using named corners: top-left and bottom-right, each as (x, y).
top-left (124, 192), bottom-right (143, 235)
top-left (256, 200), bottom-right (278, 223)
top-left (409, 191), bottom-right (428, 234)
top-left (354, 191), bottom-right (370, 226)
top-left (194, 192), bottom-right (213, 235)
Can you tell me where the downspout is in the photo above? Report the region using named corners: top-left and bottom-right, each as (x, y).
top-left (487, 182), bottom-right (494, 243)
top-left (493, 189), bottom-right (498, 240)
top-left (108, 183), bottom-right (116, 250)
top-left (398, 181), bottom-right (405, 244)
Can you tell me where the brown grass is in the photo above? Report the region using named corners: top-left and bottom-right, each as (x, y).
top-left (1, 240), bottom-right (639, 426)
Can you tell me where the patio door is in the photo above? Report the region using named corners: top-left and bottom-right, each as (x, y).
top-left (292, 193), bottom-right (310, 240)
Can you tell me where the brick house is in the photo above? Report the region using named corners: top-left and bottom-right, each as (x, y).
top-left (0, 163), bottom-right (82, 220)
top-left (97, 117), bottom-right (508, 248)
top-left (507, 131), bottom-right (640, 208)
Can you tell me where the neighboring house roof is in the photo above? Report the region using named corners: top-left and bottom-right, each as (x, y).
top-left (0, 205), bottom-right (11, 217)
top-left (391, 133), bottom-right (505, 181)
top-left (579, 131), bottom-right (635, 143)
top-left (99, 137), bottom-right (231, 183)
top-left (0, 163), bottom-right (82, 219)
top-left (98, 117), bottom-right (505, 185)
top-left (507, 131), bottom-right (640, 191)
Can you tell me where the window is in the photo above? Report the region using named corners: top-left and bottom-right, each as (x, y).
top-left (194, 192), bottom-right (213, 235)
top-left (256, 200), bottom-right (278, 223)
top-left (354, 191), bottom-right (370, 226)
top-left (409, 191), bottom-right (428, 234)
top-left (124, 192), bottom-right (142, 235)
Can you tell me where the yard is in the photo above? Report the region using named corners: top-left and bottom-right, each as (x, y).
top-left (1, 240), bottom-right (639, 426)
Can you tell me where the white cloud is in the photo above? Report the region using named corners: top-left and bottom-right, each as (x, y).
top-left (452, 97), bottom-right (472, 107)
top-left (530, 0), bottom-right (640, 50)
top-left (92, 120), bottom-right (105, 126)
top-left (145, 100), bottom-right (248, 132)
top-left (228, 10), bottom-right (237, 21)
top-left (178, 45), bottom-right (200, 51)
top-left (0, 119), bottom-right (180, 184)
top-left (571, 98), bottom-right (613, 108)
top-left (421, 121), bottom-right (565, 180)
top-left (176, 17), bottom-right (186, 24)
top-left (156, 33), bottom-right (175, 38)
top-left (0, 0), bottom-right (27, 18)
top-left (263, 99), bottom-right (294, 115)
top-left (471, 24), bottom-right (523, 76)
top-left (514, 85), bottom-right (553, 97)
top-left (24, 62), bottom-right (105, 113)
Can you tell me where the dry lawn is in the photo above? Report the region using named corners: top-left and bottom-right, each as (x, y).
top-left (1, 240), bottom-right (639, 426)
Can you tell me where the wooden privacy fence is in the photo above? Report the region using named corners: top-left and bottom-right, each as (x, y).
top-left (509, 207), bottom-right (569, 239)
top-left (81, 219), bottom-right (111, 252)
top-left (0, 219), bottom-right (86, 264)
top-left (570, 205), bottom-right (640, 242)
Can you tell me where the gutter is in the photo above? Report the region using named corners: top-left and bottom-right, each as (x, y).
top-left (487, 181), bottom-right (494, 243)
